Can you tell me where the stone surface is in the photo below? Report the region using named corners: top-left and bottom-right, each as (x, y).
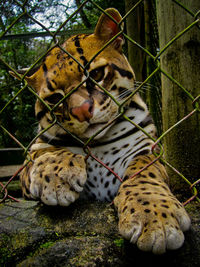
top-left (0, 199), bottom-right (200, 266)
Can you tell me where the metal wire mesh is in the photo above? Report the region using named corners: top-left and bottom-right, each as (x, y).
top-left (0, 0), bottom-right (199, 205)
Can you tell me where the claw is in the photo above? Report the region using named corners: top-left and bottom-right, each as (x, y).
top-left (165, 227), bottom-right (184, 250)
top-left (137, 228), bottom-right (166, 254)
top-left (130, 222), bottom-right (142, 244)
top-left (176, 211), bottom-right (191, 232)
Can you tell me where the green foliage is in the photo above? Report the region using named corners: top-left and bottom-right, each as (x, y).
top-left (75, 0), bottom-right (125, 28)
top-left (0, 2), bottom-right (53, 147)
top-left (0, 69), bottom-right (37, 147)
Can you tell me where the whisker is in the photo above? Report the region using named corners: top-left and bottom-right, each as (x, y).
top-left (134, 81), bottom-right (159, 88)
top-left (137, 88), bottom-right (152, 92)
top-left (134, 85), bottom-right (154, 91)
top-left (134, 81), bottom-right (160, 91)
top-left (116, 86), bottom-right (149, 100)
top-left (47, 134), bottom-right (59, 144)
top-left (116, 89), bottom-right (133, 100)
top-left (112, 81), bottom-right (161, 102)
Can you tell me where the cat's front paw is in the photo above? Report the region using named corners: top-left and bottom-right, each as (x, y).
top-left (21, 150), bottom-right (87, 206)
top-left (114, 180), bottom-right (191, 254)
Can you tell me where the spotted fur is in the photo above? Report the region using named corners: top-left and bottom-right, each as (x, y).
top-left (10, 8), bottom-right (190, 254)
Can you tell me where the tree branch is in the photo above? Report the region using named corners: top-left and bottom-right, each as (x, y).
top-left (75, 0), bottom-right (91, 28)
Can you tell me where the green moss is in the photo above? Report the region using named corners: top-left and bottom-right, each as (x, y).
top-left (40, 241), bottom-right (55, 249)
top-left (11, 232), bottom-right (30, 250)
top-left (114, 238), bottom-right (124, 248)
top-left (0, 234), bottom-right (15, 265)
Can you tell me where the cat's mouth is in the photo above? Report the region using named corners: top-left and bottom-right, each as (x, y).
top-left (82, 121), bottom-right (111, 139)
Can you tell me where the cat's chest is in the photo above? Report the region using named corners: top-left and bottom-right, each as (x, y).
top-left (70, 135), bottom-right (139, 201)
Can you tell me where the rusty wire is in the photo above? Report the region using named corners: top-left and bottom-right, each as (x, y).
top-left (0, 0), bottom-right (199, 205)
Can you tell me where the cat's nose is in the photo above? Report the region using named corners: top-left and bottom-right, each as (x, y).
top-left (70, 99), bottom-right (94, 122)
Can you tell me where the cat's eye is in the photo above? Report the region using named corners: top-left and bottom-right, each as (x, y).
top-left (89, 66), bottom-right (105, 82)
top-left (44, 93), bottom-right (64, 105)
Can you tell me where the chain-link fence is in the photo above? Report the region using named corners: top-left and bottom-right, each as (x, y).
top-left (0, 0), bottom-right (199, 205)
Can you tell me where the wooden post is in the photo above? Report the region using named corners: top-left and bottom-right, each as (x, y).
top-left (125, 0), bottom-right (145, 81)
top-left (157, 0), bottom-right (200, 193)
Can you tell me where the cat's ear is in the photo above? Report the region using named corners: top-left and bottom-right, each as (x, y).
top-left (9, 66), bottom-right (39, 88)
top-left (94, 8), bottom-right (124, 50)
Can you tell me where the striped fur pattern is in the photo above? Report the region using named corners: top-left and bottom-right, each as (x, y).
top-left (11, 8), bottom-right (190, 254)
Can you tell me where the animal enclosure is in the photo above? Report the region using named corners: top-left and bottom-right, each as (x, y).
top-left (0, 0), bottom-right (199, 205)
